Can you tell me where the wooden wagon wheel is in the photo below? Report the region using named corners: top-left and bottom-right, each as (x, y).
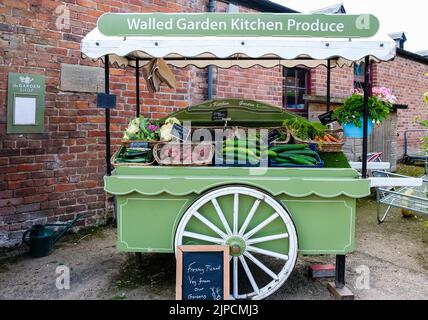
top-left (174, 186), bottom-right (298, 300)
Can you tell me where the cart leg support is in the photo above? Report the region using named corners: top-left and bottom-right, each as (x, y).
top-left (135, 252), bottom-right (143, 270)
top-left (335, 255), bottom-right (346, 288)
top-left (327, 255), bottom-right (354, 300)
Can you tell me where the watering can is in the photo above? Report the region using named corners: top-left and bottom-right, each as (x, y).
top-left (22, 214), bottom-right (82, 257)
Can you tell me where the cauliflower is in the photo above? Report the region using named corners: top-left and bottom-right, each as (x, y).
top-left (165, 117), bottom-right (180, 125)
top-left (160, 117), bottom-right (181, 142)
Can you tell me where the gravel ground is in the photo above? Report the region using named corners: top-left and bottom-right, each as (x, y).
top-left (0, 196), bottom-right (427, 300)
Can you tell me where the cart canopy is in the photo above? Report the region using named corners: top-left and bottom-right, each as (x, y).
top-left (81, 13), bottom-right (396, 69)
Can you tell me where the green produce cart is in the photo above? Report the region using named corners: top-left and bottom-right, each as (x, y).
top-left (81, 12), bottom-right (408, 299)
top-left (104, 99), bottom-right (369, 299)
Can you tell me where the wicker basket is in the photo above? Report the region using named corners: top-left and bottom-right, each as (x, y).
top-left (153, 142), bottom-right (214, 166)
top-left (111, 146), bottom-right (155, 167)
top-left (315, 129), bottom-right (345, 153)
top-left (289, 134), bottom-right (317, 146)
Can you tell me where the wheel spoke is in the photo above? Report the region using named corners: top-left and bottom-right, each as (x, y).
top-left (233, 257), bottom-right (239, 298)
top-left (244, 252), bottom-right (279, 280)
top-left (238, 199), bottom-right (261, 236)
top-left (239, 256), bottom-right (260, 295)
top-left (247, 245), bottom-right (289, 260)
top-left (211, 199), bottom-right (232, 235)
top-left (193, 211), bottom-right (228, 239)
top-left (246, 233), bottom-right (289, 245)
top-left (182, 231), bottom-right (224, 244)
top-left (233, 193), bottom-right (239, 234)
top-left (243, 213), bottom-right (278, 240)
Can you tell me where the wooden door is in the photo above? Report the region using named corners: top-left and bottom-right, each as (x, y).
top-left (368, 112), bottom-right (397, 171)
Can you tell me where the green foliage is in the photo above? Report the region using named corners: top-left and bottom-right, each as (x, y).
top-left (333, 94), bottom-right (391, 127)
top-left (284, 117), bottom-right (326, 141)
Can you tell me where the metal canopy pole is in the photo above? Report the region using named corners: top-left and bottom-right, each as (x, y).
top-left (362, 56), bottom-right (371, 178)
top-left (326, 59), bottom-right (331, 111)
top-left (104, 55), bottom-right (111, 176)
top-left (136, 58), bottom-right (140, 117)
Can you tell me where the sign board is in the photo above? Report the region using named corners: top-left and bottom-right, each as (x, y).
top-left (268, 129), bottom-right (281, 143)
top-left (212, 110), bottom-right (228, 121)
top-left (7, 73), bottom-right (45, 134)
top-left (176, 245), bottom-right (229, 300)
top-left (128, 141), bottom-right (149, 148)
top-left (98, 13), bottom-right (379, 38)
top-left (60, 64), bottom-right (105, 93)
top-left (318, 110), bottom-right (336, 125)
top-left (171, 123), bottom-right (191, 142)
top-left (96, 93), bottom-right (116, 109)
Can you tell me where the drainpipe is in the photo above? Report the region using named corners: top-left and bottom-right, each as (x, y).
top-left (207, 0), bottom-right (215, 100)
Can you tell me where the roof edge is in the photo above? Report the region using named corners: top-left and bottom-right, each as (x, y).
top-left (397, 48), bottom-right (428, 65)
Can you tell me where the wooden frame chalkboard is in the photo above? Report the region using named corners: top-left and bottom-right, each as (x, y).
top-left (176, 245), bottom-right (230, 300)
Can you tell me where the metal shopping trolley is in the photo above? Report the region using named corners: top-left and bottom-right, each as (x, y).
top-left (374, 171), bottom-right (428, 223)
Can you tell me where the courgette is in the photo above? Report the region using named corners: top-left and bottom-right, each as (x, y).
top-left (299, 155), bottom-right (318, 164)
top-left (288, 155), bottom-right (315, 165)
top-left (272, 157), bottom-right (292, 164)
top-left (270, 144), bottom-right (307, 153)
top-left (222, 147), bottom-right (257, 158)
top-left (276, 149), bottom-right (318, 157)
top-left (223, 152), bottom-right (260, 163)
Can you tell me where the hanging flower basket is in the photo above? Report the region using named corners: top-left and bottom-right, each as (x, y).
top-left (334, 87), bottom-right (397, 139)
top-left (342, 117), bottom-right (374, 139)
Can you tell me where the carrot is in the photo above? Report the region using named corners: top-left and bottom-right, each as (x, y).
top-left (324, 135), bottom-right (331, 142)
top-left (327, 134), bottom-right (340, 143)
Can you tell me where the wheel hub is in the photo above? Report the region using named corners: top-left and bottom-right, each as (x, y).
top-left (226, 236), bottom-right (246, 257)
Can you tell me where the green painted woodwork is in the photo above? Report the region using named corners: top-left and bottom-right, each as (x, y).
top-left (116, 194), bottom-right (195, 252)
top-left (105, 166), bottom-right (369, 199)
top-left (166, 99), bottom-right (297, 127)
top-left (281, 196), bottom-right (356, 254)
top-left (107, 165), bottom-right (369, 255)
top-left (98, 13), bottom-right (379, 38)
top-left (7, 73), bottom-right (45, 134)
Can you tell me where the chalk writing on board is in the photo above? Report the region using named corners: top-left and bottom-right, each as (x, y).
top-left (176, 246), bottom-right (229, 300)
top-left (183, 253), bottom-right (224, 300)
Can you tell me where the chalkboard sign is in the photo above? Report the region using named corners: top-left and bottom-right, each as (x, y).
top-left (318, 110), bottom-right (336, 125)
top-left (171, 123), bottom-right (191, 142)
top-left (96, 93), bottom-right (116, 109)
top-left (212, 110), bottom-right (228, 121)
top-left (176, 245), bottom-right (229, 300)
top-left (268, 129), bottom-right (281, 143)
top-left (128, 141), bottom-right (149, 148)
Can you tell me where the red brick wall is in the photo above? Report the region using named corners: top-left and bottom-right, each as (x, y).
top-left (0, 0), bottom-right (211, 247)
top-left (373, 55), bottom-right (428, 156)
top-left (311, 64), bottom-right (354, 99)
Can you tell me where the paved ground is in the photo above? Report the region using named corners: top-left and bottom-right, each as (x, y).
top-left (0, 193), bottom-right (426, 300)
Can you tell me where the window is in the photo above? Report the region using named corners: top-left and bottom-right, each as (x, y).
top-left (354, 62), bottom-right (371, 90)
top-left (283, 68), bottom-right (309, 115)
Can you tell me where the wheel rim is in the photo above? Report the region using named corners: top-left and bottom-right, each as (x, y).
top-left (175, 186), bottom-right (298, 300)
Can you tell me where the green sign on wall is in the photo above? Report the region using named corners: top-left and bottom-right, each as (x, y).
top-left (7, 73), bottom-right (45, 134)
top-left (98, 13), bottom-right (379, 38)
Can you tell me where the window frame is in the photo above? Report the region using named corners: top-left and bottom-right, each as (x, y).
top-left (282, 67), bottom-right (311, 115)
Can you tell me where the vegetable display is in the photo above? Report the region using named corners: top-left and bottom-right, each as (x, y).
top-left (123, 116), bottom-right (160, 141)
top-left (116, 148), bottom-right (153, 164)
top-left (284, 117), bottom-right (327, 141)
top-left (268, 144), bottom-right (322, 167)
top-left (220, 138), bottom-right (263, 165)
top-left (156, 143), bottom-right (212, 164)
